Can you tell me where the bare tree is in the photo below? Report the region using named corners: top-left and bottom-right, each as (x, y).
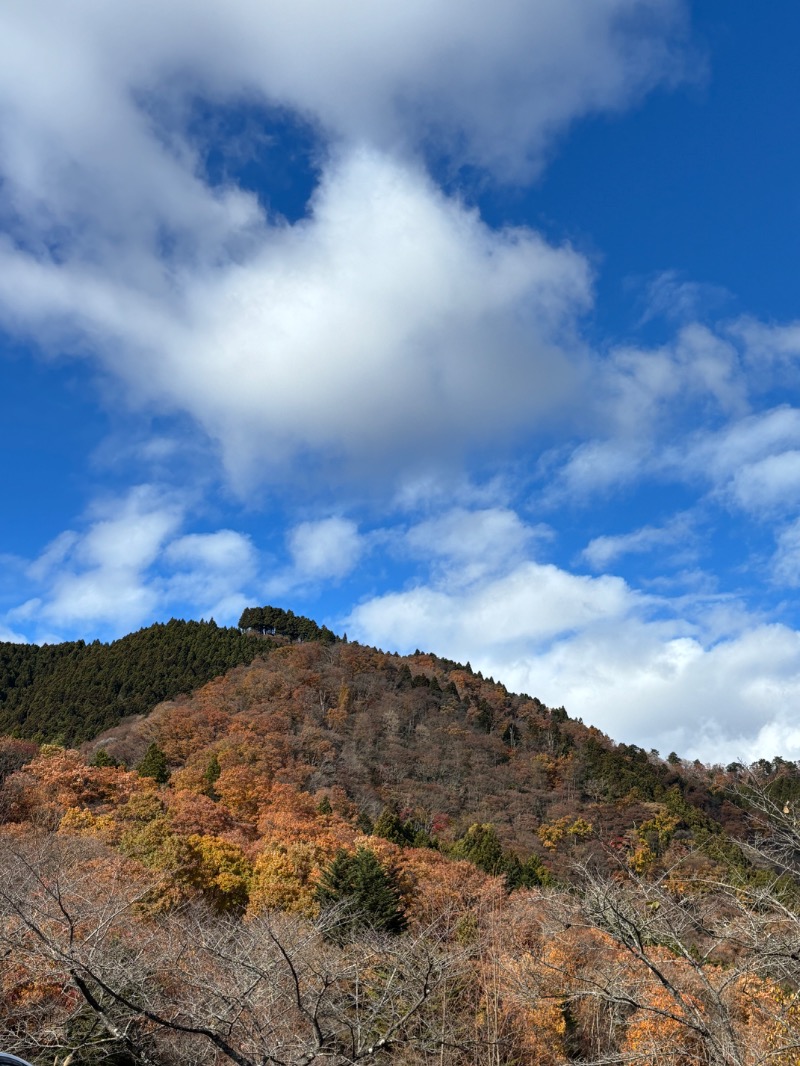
top-left (504, 846), bottom-right (800, 1066)
top-left (0, 832), bottom-right (471, 1065)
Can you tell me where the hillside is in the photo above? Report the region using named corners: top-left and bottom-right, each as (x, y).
top-left (0, 605), bottom-right (341, 745)
top-left (2, 612), bottom-right (800, 1064)
top-left (82, 638), bottom-right (755, 877)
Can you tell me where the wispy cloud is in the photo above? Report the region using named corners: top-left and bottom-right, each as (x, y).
top-left (582, 513), bottom-right (695, 570)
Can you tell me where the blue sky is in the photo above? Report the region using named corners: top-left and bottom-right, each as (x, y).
top-left (2, 0), bottom-right (800, 765)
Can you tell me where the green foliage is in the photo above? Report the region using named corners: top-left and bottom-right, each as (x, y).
top-left (580, 736), bottom-right (680, 801)
top-left (203, 753), bottom-right (222, 798)
top-left (372, 807), bottom-right (408, 845)
top-left (356, 809), bottom-right (374, 834)
top-left (316, 847), bottom-right (407, 940)
top-left (372, 807), bottom-right (437, 850)
top-left (0, 618), bottom-right (265, 744)
top-left (137, 742), bottom-right (170, 784)
top-left (238, 604), bottom-right (340, 644)
top-left (451, 823), bottom-right (506, 876)
top-left (504, 851), bottom-right (549, 889)
top-left (451, 822), bottom-right (547, 889)
top-left (90, 748), bottom-right (119, 768)
top-left (475, 699), bottom-right (494, 733)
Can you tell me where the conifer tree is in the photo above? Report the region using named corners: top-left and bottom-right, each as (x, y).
top-left (137, 742), bottom-right (169, 784)
top-left (316, 847), bottom-right (407, 940)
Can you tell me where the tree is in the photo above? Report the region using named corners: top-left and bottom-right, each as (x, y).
top-left (0, 833), bottom-right (459, 1065)
top-left (137, 742), bottom-right (169, 784)
top-left (316, 847), bottom-right (407, 940)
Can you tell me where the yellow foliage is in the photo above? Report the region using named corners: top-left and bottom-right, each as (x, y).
top-left (248, 841), bottom-right (324, 918)
top-left (538, 816), bottom-right (594, 850)
top-left (177, 834), bottom-right (253, 912)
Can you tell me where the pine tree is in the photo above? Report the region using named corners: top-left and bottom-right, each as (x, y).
top-left (137, 742), bottom-right (169, 784)
top-left (203, 754), bottom-right (221, 798)
top-left (315, 847), bottom-right (407, 941)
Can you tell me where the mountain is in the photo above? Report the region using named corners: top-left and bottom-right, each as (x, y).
top-left (80, 637), bottom-right (756, 879)
top-left (0, 608), bottom-right (343, 746)
top-left (0, 610), bottom-right (325, 745)
top-left (2, 609), bottom-right (800, 1064)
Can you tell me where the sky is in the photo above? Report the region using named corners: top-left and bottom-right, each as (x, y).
top-left (2, 1), bottom-right (800, 766)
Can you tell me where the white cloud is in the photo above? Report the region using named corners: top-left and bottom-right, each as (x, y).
top-left (582, 513), bottom-right (693, 569)
top-left (288, 517), bottom-right (364, 582)
top-left (549, 439), bottom-right (649, 501)
top-left (405, 507), bottom-right (548, 585)
top-left (11, 487), bottom-right (183, 631)
top-left (0, 0), bottom-right (692, 486)
top-left (546, 324), bottom-right (750, 504)
top-left (0, 0), bottom-right (690, 190)
top-left (0, 624), bottom-right (29, 644)
top-left (349, 559), bottom-right (638, 656)
top-left (772, 519), bottom-right (800, 588)
top-left (163, 530), bottom-right (258, 621)
top-left (728, 451), bottom-right (800, 513)
top-left (0, 147), bottom-right (592, 486)
top-left (638, 270), bottom-right (730, 325)
top-left (504, 620), bottom-right (800, 765)
top-left (346, 500), bottom-right (800, 764)
top-left (4, 488), bottom-right (261, 638)
top-left (679, 407), bottom-right (800, 515)
top-left (733, 317), bottom-right (800, 375)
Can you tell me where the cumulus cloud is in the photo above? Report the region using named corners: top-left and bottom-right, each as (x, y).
top-left (0, 0), bottom-right (693, 486)
top-left (4, 487), bottom-right (259, 638)
top-left (345, 500), bottom-right (800, 764)
top-left (0, 0), bottom-right (690, 187)
top-left (676, 407), bottom-right (800, 515)
top-left (11, 487), bottom-right (182, 632)
top-left (349, 560), bottom-right (638, 657)
top-left (405, 507), bottom-right (549, 585)
top-left (163, 530), bottom-right (259, 620)
top-left (545, 323), bottom-right (752, 505)
top-left (728, 451), bottom-right (800, 514)
top-left (350, 563), bottom-right (800, 764)
top-left (0, 146), bottom-right (593, 484)
top-left (504, 620), bottom-right (800, 765)
top-left (288, 517), bottom-right (364, 582)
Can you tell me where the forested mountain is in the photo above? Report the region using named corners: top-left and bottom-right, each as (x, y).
top-left (2, 613), bottom-right (800, 1064)
top-left (0, 619), bottom-right (267, 744)
top-left (80, 640), bottom-right (756, 876)
top-left (0, 607), bottom-right (341, 745)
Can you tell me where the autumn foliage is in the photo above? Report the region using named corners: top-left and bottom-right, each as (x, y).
top-left (2, 635), bottom-right (800, 1063)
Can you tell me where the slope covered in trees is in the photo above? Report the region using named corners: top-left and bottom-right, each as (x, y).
top-left (3, 613), bottom-right (800, 1063)
top-left (0, 619), bottom-right (268, 744)
top-left (80, 639), bottom-right (756, 872)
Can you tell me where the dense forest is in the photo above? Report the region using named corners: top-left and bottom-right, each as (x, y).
top-left (0, 606), bottom-right (334, 745)
top-left (2, 617), bottom-right (800, 1063)
top-left (238, 605), bottom-right (340, 644)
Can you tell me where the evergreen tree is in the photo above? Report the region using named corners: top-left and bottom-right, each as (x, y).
top-left (372, 807), bottom-right (414, 846)
top-left (451, 823), bottom-right (506, 876)
top-left (203, 753), bottom-right (222, 799)
top-left (137, 742), bottom-right (169, 784)
top-left (91, 748), bottom-right (119, 768)
top-left (316, 847), bottom-right (407, 940)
